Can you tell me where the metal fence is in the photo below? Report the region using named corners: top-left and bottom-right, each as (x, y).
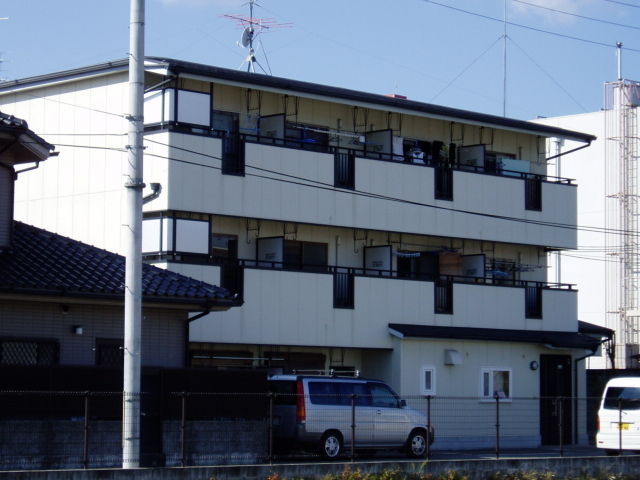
top-left (0, 391), bottom-right (610, 471)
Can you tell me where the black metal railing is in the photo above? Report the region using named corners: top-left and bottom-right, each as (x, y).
top-left (334, 151), bottom-right (355, 189)
top-left (434, 165), bottom-right (453, 201)
top-left (525, 284), bottom-right (543, 318)
top-left (434, 277), bottom-right (453, 314)
top-left (525, 177), bottom-right (542, 211)
top-left (333, 271), bottom-right (355, 309)
top-left (145, 122), bottom-right (575, 185)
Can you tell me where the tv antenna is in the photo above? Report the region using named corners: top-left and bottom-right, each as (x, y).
top-left (223, 0), bottom-right (291, 74)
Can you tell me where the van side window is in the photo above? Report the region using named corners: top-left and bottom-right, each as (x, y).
top-left (308, 381), bottom-right (370, 406)
top-left (269, 380), bottom-right (298, 406)
top-left (369, 383), bottom-right (399, 408)
top-left (604, 387), bottom-right (640, 410)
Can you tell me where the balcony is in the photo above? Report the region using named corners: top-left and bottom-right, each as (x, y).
top-left (171, 256), bottom-right (577, 348)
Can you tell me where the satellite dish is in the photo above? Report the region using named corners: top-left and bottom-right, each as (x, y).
top-left (240, 27), bottom-right (254, 48)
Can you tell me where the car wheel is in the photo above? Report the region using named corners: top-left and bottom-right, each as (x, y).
top-left (605, 449), bottom-right (621, 456)
top-left (320, 431), bottom-right (342, 459)
top-left (406, 429), bottom-right (427, 458)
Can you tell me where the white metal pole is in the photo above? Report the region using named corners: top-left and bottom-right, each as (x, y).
top-left (616, 42), bottom-right (622, 81)
top-left (554, 137), bottom-right (564, 285)
top-left (123, 0), bottom-right (145, 469)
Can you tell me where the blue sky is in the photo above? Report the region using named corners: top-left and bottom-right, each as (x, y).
top-left (2, 0), bottom-right (639, 120)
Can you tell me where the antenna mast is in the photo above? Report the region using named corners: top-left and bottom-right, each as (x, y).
top-left (223, 0), bottom-right (291, 74)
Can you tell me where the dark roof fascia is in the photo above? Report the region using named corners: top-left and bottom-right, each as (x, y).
top-left (0, 112), bottom-right (55, 157)
top-left (388, 323), bottom-right (602, 352)
top-left (0, 287), bottom-right (240, 310)
top-left (0, 57), bottom-right (595, 144)
top-left (578, 320), bottom-right (614, 338)
top-left (0, 60), bottom-right (130, 94)
top-left (154, 57), bottom-right (595, 144)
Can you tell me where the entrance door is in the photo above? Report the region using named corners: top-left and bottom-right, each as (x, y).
top-left (540, 354), bottom-right (572, 445)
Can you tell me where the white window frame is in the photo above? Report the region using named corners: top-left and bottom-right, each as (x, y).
top-left (420, 365), bottom-right (437, 396)
top-left (480, 367), bottom-right (512, 402)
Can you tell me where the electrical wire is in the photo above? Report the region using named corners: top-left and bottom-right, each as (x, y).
top-left (601, 0), bottom-right (640, 9)
top-left (507, 37), bottom-right (589, 112)
top-left (512, 0), bottom-right (640, 31)
top-left (430, 36), bottom-right (504, 102)
top-left (141, 136), bottom-right (637, 238)
top-left (16, 134), bottom-right (638, 238)
top-left (422, 0), bottom-right (640, 53)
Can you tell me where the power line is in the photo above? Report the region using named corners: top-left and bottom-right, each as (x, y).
top-left (507, 37), bottom-right (589, 112)
top-left (29, 134), bottom-right (640, 238)
top-left (512, 0), bottom-right (640, 31)
top-left (602, 0), bottom-right (640, 9)
top-left (422, 0), bottom-right (640, 53)
top-left (141, 136), bottom-right (637, 238)
top-left (430, 36), bottom-right (503, 102)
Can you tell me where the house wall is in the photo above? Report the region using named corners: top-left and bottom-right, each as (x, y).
top-left (0, 300), bottom-right (188, 367)
top-left (394, 337), bottom-right (586, 449)
top-left (0, 72), bottom-right (130, 254)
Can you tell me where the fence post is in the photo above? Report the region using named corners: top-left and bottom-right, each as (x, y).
top-left (495, 394), bottom-right (500, 459)
top-left (618, 398), bottom-right (623, 453)
top-left (350, 393), bottom-right (356, 462)
top-left (558, 397), bottom-right (564, 457)
top-left (83, 391), bottom-right (90, 469)
top-left (268, 392), bottom-right (274, 464)
top-left (180, 392), bottom-right (187, 467)
top-left (426, 395), bottom-right (432, 460)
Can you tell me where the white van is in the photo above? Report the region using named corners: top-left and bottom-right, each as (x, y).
top-left (268, 374), bottom-right (434, 459)
top-left (596, 377), bottom-right (640, 454)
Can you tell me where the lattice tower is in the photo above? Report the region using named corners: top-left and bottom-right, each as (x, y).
top-left (605, 80), bottom-right (640, 368)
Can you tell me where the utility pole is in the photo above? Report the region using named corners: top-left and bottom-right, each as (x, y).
top-left (123, 0), bottom-right (145, 469)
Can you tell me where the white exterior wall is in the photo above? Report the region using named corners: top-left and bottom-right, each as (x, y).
top-left (1, 73), bottom-right (130, 253)
top-left (534, 113), bottom-right (608, 368)
top-left (188, 268), bottom-right (578, 347)
top-left (392, 338), bottom-right (585, 449)
top-left (142, 132), bottom-right (577, 250)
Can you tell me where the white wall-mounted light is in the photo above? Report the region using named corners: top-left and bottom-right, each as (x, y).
top-left (72, 325), bottom-right (83, 336)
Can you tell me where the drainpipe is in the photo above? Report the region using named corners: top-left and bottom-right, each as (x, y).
top-left (573, 350), bottom-right (595, 444)
top-left (185, 309), bottom-right (211, 367)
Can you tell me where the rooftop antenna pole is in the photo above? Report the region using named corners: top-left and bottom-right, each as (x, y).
top-left (503, 0), bottom-right (507, 117)
top-left (617, 41), bottom-right (623, 81)
top-left (247, 0), bottom-right (256, 72)
top-left (223, 1), bottom-right (292, 75)
top-left (123, 0), bottom-right (145, 469)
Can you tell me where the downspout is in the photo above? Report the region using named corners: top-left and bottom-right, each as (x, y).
top-left (573, 349), bottom-right (596, 445)
top-left (545, 140), bottom-right (592, 165)
top-left (185, 309), bottom-right (211, 367)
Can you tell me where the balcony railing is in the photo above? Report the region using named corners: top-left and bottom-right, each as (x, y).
top-left (144, 253), bottom-right (574, 291)
top-left (144, 121), bottom-right (575, 185)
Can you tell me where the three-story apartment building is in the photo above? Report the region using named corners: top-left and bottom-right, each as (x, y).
top-left (0, 57), bottom-right (601, 449)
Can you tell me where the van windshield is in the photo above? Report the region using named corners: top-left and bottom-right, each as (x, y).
top-left (604, 386), bottom-right (640, 410)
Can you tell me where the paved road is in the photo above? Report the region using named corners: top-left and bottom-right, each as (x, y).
top-left (273, 445), bottom-right (639, 463)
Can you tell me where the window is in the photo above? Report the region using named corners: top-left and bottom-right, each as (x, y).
top-left (420, 366), bottom-right (436, 396)
top-left (369, 382), bottom-right (400, 408)
top-left (212, 233), bottom-right (238, 260)
top-left (604, 387), bottom-right (640, 410)
top-left (481, 368), bottom-right (511, 400)
top-left (284, 240), bottom-right (328, 272)
top-left (0, 339), bottom-right (58, 366)
top-left (95, 339), bottom-right (123, 367)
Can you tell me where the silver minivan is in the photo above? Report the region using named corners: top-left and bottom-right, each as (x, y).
top-left (269, 374), bottom-right (433, 458)
top-left (596, 377), bottom-right (640, 455)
